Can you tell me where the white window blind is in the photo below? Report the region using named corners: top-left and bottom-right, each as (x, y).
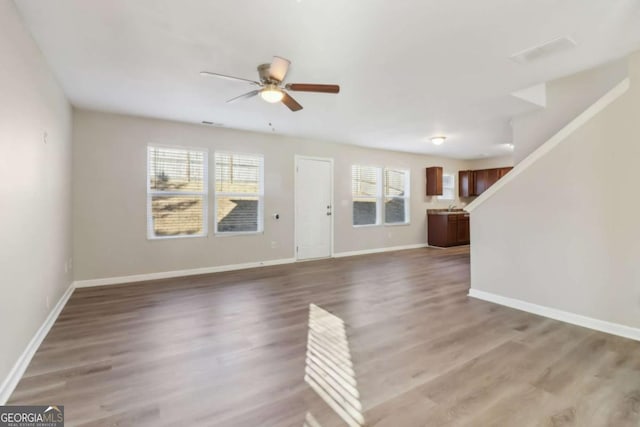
top-left (384, 168), bottom-right (410, 224)
top-left (147, 145), bottom-right (208, 239)
top-left (215, 152), bottom-right (264, 233)
top-left (352, 165), bottom-right (381, 226)
top-left (438, 174), bottom-right (455, 200)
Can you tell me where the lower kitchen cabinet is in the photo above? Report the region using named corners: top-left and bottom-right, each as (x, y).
top-left (427, 213), bottom-right (470, 247)
top-left (456, 215), bottom-right (470, 244)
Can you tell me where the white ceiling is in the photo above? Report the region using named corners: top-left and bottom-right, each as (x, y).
top-left (14, 0), bottom-right (640, 159)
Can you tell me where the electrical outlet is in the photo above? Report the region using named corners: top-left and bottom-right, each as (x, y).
top-left (271, 241), bottom-right (278, 249)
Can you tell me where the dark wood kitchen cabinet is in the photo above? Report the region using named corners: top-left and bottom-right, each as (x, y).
top-left (427, 213), bottom-right (470, 247)
top-left (458, 166), bottom-right (513, 197)
top-left (458, 170), bottom-right (476, 197)
top-left (487, 168), bottom-right (500, 188)
top-left (425, 167), bottom-right (443, 196)
top-left (474, 169), bottom-right (489, 195)
top-left (456, 215), bottom-right (470, 244)
top-left (498, 167), bottom-right (513, 178)
top-left (487, 167), bottom-right (513, 188)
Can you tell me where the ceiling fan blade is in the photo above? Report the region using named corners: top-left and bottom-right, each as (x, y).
top-left (281, 92), bottom-right (303, 112)
top-left (285, 83), bottom-right (340, 94)
top-left (269, 56), bottom-right (290, 82)
top-left (200, 71), bottom-right (260, 85)
top-left (226, 89), bottom-right (260, 103)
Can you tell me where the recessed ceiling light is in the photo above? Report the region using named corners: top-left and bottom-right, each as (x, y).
top-left (506, 143), bottom-right (515, 150)
top-left (430, 136), bottom-right (446, 146)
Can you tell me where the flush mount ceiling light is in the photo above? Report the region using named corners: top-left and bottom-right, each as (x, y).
top-left (430, 136), bottom-right (446, 146)
top-left (260, 85), bottom-right (284, 103)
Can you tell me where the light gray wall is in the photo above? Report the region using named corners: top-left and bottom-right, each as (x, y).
top-left (0, 0), bottom-right (72, 390)
top-left (467, 155), bottom-right (514, 170)
top-left (470, 52), bottom-right (640, 329)
top-left (73, 110), bottom-right (474, 280)
top-left (512, 58), bottom-right (628, 163)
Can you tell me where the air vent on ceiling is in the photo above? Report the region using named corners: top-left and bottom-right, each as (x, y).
top-left (510, 36), bottom-right (577, 64)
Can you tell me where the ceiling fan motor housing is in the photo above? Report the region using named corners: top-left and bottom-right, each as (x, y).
top-left (258, 63), bottom-right (275, 84)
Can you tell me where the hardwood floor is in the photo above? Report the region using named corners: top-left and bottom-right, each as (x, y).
top-left (9, 247), bottom-right (640, 426)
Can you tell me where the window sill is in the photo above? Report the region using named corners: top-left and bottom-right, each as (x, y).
top-left (353, 224), bottom-right (381, 228)
top-left (385, 222), bottom-right (411, 227)
top-left (147, 233), bottom-right (208, 241)
top-left (215, 231), bottom-right (264, 237)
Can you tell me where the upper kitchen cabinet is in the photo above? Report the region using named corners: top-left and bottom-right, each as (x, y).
top-left (458, 170), bottom-right (475, 197)
top-left (474, 169), bottom-right (489, 195)
top-left (426, 167), bottom-right (443, 196)
top-left (498, 167), bottom-right (513, 178)
top-left (486, 168), bottom-right (500, 189)
top-left (458, 166), bottom-right (513, 197)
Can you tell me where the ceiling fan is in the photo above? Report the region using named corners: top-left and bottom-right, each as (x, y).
top-left (200, 56), bottom-right (340, 112)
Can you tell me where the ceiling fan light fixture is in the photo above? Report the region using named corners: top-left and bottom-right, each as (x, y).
top-left (260, 85), bottom-right (284, 103)
top-left (431, 136), bottom-right (446, 146)
top-left (269, 56), bottom-right (291, 82)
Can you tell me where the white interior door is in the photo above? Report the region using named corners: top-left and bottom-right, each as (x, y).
top-left (295, 157), bottom-right (333, 260)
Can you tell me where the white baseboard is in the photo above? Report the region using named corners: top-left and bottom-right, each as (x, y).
top-left (75, 244), bottom-right (432, 288)
top-left (333, 243), bottom-right (428, 258)
top-left (73, 257), bottom-right (297, 288)
top-left (468, 288), bottom-right (640, 342)
top-left (0, 283), bottom-right (75, 404)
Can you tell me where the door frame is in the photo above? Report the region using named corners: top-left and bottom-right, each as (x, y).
top-left (294, 155), bottom-right (335, 261)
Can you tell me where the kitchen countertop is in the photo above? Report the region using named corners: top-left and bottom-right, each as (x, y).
top-left (426, 209), bottom-right (469, 216)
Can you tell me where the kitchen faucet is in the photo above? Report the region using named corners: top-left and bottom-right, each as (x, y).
top-left (448, 204), bottom-right (457, 211)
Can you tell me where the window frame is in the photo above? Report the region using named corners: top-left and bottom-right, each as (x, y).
top-left (213, 150), bottom-right (265, 236)
top-left (438, 173), bottom-right (456, 201)
top-left (351, 165), bottom-right (412, 227)
top-left (383, 167), bottom-right (411, 226)
top-left (351, 164), bottom-right (383, 227)
top-left (146, 144), bottom-right (209, 240)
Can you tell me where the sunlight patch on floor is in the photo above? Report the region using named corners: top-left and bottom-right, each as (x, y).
top-left (304, 304), bottom-right (365, 427)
